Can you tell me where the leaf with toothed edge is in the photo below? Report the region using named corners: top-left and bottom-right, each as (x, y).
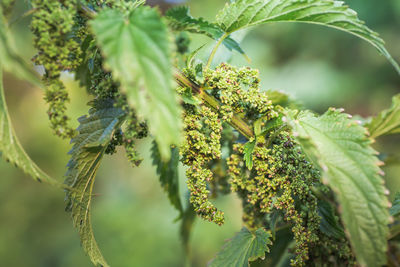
top-left (367, 94), bottom-right (400, 139)
top-left (165, 6), bottom-right (245, 55)
top-left (151, 141), bottom-right (183, 215)
top-left (64, 99), bottom-right (125, 267)
top-left (91, 6), bottom-right (181, 160)
top-left (209, 227), bottom-right (272, 267)
top-left (286, 108), bottom-right (390, 266)
top-left (216, 0), bottom-right (400, 74)
top-left (243, 140), bottom-right (256, 170)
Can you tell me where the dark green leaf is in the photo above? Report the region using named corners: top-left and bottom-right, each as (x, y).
top-left (91, 6), bottom-right (181, 159)
top-left (367, 94), bottom-right (400, 139)
top-left (390, 193), bottom-right (400, 217)
top-left (209, 227), bottom-right (272, 267)
top-left (165, 6), bottom-right (245, 54)
top-left (287, 108), bottom-right (390, 266)
top-left (151, 141), bottom-right (183, 214)
top-left (318, 200), bottom-right (345, 239)
top-left (216, 0), bottom-right (400, 74)
top-left (64, 99), bottom-right (125, 267)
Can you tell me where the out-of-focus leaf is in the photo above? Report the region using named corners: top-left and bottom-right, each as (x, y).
top-left (209, 227), bottom-right (272, 267)
top-left (151, 141), bottom-right (183, 214)
top-left (0, 8), bottom-right (41, 86)
top-left (390, 193), bottom-right (400, 217)
top-left (91, 6), bottom-right (181, 159)
top-left (287, 108), bottom-right (390, 266)
top-left (367, 94), bottom-right (400, 139)
top-left (64, 99), bottom-right (125, 267)
top-left (216, 0), bottom-right (400, 74)
top-left (0, 65), bottom-right (61, 186)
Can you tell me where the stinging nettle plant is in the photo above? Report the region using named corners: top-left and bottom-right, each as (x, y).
top-left (1, 0), bottom-right (400, 266)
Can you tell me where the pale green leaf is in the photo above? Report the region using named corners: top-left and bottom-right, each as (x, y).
top-left (91, 6), bottom-right (181, 159)
top-left (287, 108), bottom-right (390, 266)
top-left (151, 141), bottom-right (183, 214)
top-left (216, 0), bottom-right (400, 74)
top-left (0, 67), bottom-right (61, 186)
top-left (65, 99), bottom-right (125, 267)
top-left (209, 227), bottom-right (272, 267)
top-left (367, 94), bottom-right (400, 139)
top-left (0, 8), bottom-right (41, 86)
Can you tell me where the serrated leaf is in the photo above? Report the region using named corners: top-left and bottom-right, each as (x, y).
top-left (0, 66), bottom-right (62, 186)
top-left (318, 200), bottom-right (345, 239)
top-left (64, 99), bottom-right (125, 267)
top-left (151, 141), bottom-right (183, 214)
top-left (367, 94), bottom-right (400, 139)
top-left (0, 8), bottom-right (41, 86)
top-left (166, 6), bottom-right (244, 55)
top-left (243, 140), bottom-right (256, 170)
top-left (91, 6), bottom-right (181, 159)
top-left (287, 108), bottom-right (390, 266)
top-left (209, 227), bottom-right (272, 267)
top-left (390, 193), bottom-right (400, 217)
top-left (216, 0), bottom-right (400, 74)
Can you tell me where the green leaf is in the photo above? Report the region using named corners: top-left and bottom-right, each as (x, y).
top-left (151, 141), bottom-right (183, 214)
top-left (287, 108), bottom-right (390, 266)
top-left (180, 201), bottom-right (196, 257)
top-left (367, 94), bottom-right (400, 139)
top-left (216, 0), bottom-right (400, 74)
top-left (209, 227), bottom-right (272, 267)
top-left (318, 200), bottom-right (345, 239)
top-left (91, 6), bottom-right (181, 159)
top-left (0, 8), bottom-right (41, 86)
top-left (0, 67), bottom-right (62, 185)
top-left (166, 6), bottom-right (244, 54)
top-left (390, 193), bottom-right (400, 217)
top-left (64, 99), bottom-right (125, 267)
top-left (243, 140), bottom-right (256, 170)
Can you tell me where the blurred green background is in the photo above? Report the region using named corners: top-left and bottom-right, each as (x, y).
top-left (1, 0), bottom-right (399, 266)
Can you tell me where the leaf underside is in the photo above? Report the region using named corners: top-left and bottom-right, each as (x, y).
top-left (288, 109), bottom-right (389, 266)
top-left (91, 6), bottom-right (181, 159)
top-left (216, 0), bottom-right (400, 74)
top-left (64, 99), bottom-right (125, 267)
top-left (367, 94), bottom-right (400, 139)
top-left (209, 227), bottom-right (272, 267)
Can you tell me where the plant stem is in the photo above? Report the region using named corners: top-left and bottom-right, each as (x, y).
top-left (205, 33), bottom-right (229, 71)
top-left (174, 71), bottom-right (255, 139)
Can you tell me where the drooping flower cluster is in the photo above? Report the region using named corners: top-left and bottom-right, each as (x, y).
top-left (180, 104), bottom-right (225, 225)
top-left (31, 0), bottom-right (82, 138)
top-left (227, 132), bottom-right (321, 265)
